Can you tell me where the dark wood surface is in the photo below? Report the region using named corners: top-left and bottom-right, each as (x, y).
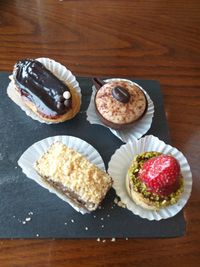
top-left (0, 1), bottom-right (200, 266)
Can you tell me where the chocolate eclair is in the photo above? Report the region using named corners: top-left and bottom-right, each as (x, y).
top-left (93, 78), bottom-right (147, 130)
top-left (11, 59), bottom-right (81, 122)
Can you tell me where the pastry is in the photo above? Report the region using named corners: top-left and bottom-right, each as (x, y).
top-left (93, 78), bottom-right (147, 130)
top-left (11, 59), bottom-right (81, 122)
top-left (126, 152), bottom-right (184, 210)
top-left (34, 142), bottom-right (112, 212)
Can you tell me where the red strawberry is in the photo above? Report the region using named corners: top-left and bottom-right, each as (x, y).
top-left (139, 155), bottom-right (181, 196)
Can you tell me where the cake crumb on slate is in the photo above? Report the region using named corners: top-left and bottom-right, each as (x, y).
top-left (114, 197), bottom-right (126, 208)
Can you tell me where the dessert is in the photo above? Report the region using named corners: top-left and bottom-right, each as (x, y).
top-left (126, 152), bottom-right (184, 210)
top-left (93, 78), bottom-right (147, 130)
top-left (11, 59), bottom-right (81, 122)
top-left (34, 142), bottom-right (112, 212)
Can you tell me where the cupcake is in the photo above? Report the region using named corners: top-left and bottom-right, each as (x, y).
top-left (93, 78), bottom-right (147, 130)
top-left (8, 58), bottom-right (81, 123)
top-left (126, 152), bottom-right (184, 210)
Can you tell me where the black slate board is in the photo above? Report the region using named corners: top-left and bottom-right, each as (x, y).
top-left (0, 73), bottom-right (185, 238)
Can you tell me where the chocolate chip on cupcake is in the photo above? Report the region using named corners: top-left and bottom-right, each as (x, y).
top-left (93, 78), bottom-right (147, 130)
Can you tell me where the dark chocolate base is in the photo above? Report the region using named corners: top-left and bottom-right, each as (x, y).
top-left (44, 176), bottom-right (96, 212)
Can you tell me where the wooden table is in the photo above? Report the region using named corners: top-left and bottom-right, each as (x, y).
top-left (0, 1), bottom-right (200, 266)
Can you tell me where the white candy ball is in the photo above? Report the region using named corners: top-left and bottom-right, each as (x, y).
top-left (63, 91), bottom-right (71, 99)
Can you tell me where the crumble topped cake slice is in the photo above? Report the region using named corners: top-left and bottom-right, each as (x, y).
top-left (34, 142), bottom-right (112, 212)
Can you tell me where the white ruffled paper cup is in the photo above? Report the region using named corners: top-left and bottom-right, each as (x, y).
top-left (108, 135), bottom-right (192, 220)
top-left (18, 135), bottom-right (106, 214)
top-left (86, 78), bottom-right (154, 143)
top-left (7, 57), bottom-right (81, 124)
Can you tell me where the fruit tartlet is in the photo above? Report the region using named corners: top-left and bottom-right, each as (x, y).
top-left (126, 152), bottom-right (184, 210)
top-left (108, 135), bottom-right (192, 220)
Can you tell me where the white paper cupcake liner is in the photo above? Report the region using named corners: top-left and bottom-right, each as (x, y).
top-left (108, 135), bottom-right (192, 220)
top-left (7, 57), bottom-right (81, 124)
top-left (86, 78), bottom-right (154, 143)
top-left (18, 135), bottom-right (106, 214)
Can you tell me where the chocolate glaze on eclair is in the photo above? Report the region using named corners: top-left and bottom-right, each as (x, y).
top-left (13, 59), bottom-right (72, 118)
